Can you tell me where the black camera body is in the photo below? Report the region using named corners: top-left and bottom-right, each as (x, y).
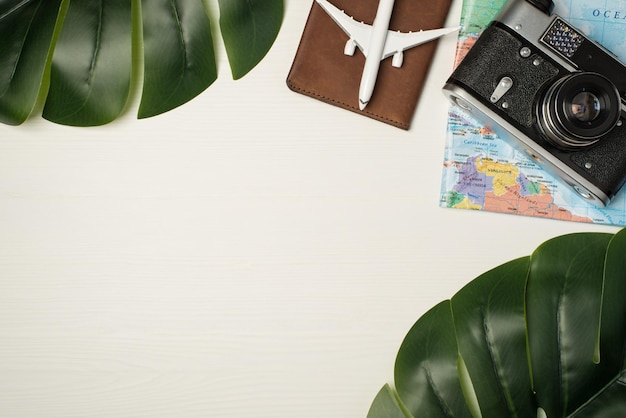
top-left (443, 0), bottom-right (626, 206)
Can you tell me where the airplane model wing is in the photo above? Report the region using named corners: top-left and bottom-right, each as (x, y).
top-left (381, 27), bottom-right (459, 59)
top-left (315, 0), bottom-right (373, 56)
top-left (316, 0), bottom-right (458, 64)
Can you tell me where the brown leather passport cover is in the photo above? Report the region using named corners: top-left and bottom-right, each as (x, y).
top-left (287, 0), bottom-right (453, 130)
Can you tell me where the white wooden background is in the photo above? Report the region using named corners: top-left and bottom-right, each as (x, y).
top-left (0, 1), bottom-right (618, 417)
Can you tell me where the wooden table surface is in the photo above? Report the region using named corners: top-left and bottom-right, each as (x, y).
top-left (0, 1), bottom-right (617, 416)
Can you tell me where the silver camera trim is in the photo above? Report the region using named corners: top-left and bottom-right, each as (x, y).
top-left (496, 1), bottom-right (578, 72)
top-left (443, 83), bottom-right (610, 206)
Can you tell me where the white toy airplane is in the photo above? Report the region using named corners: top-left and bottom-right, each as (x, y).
top-left (316, 0), bottom-right (459, 110)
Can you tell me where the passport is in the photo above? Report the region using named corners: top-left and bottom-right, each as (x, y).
top-left (286, 0), bottom-right (454, 129)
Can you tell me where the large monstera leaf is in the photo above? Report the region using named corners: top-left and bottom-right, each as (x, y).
top-left (368, 229), bottom-right (626, 417)
top-left (0, 0), bottom-right (283, 126)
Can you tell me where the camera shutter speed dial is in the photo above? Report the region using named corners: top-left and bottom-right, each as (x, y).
top-left (527, 0), bottom-right (554, 15)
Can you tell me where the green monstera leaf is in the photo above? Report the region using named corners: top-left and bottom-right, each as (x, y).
top-left (0, 0), bottom-right (283, 126)
top-left (368, 229), bottom-right (626, 417)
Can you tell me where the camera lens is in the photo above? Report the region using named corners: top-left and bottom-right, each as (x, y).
top-left (570, 91), bottom-right (601, 122)
top-left (537, 72), bottom-right (621, 149)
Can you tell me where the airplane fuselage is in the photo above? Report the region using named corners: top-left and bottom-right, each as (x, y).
top-left (359, 0), bottom-right (395, 109)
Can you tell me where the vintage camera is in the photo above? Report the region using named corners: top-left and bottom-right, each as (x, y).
top-left (443, 0), bottom-right (626, 206)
